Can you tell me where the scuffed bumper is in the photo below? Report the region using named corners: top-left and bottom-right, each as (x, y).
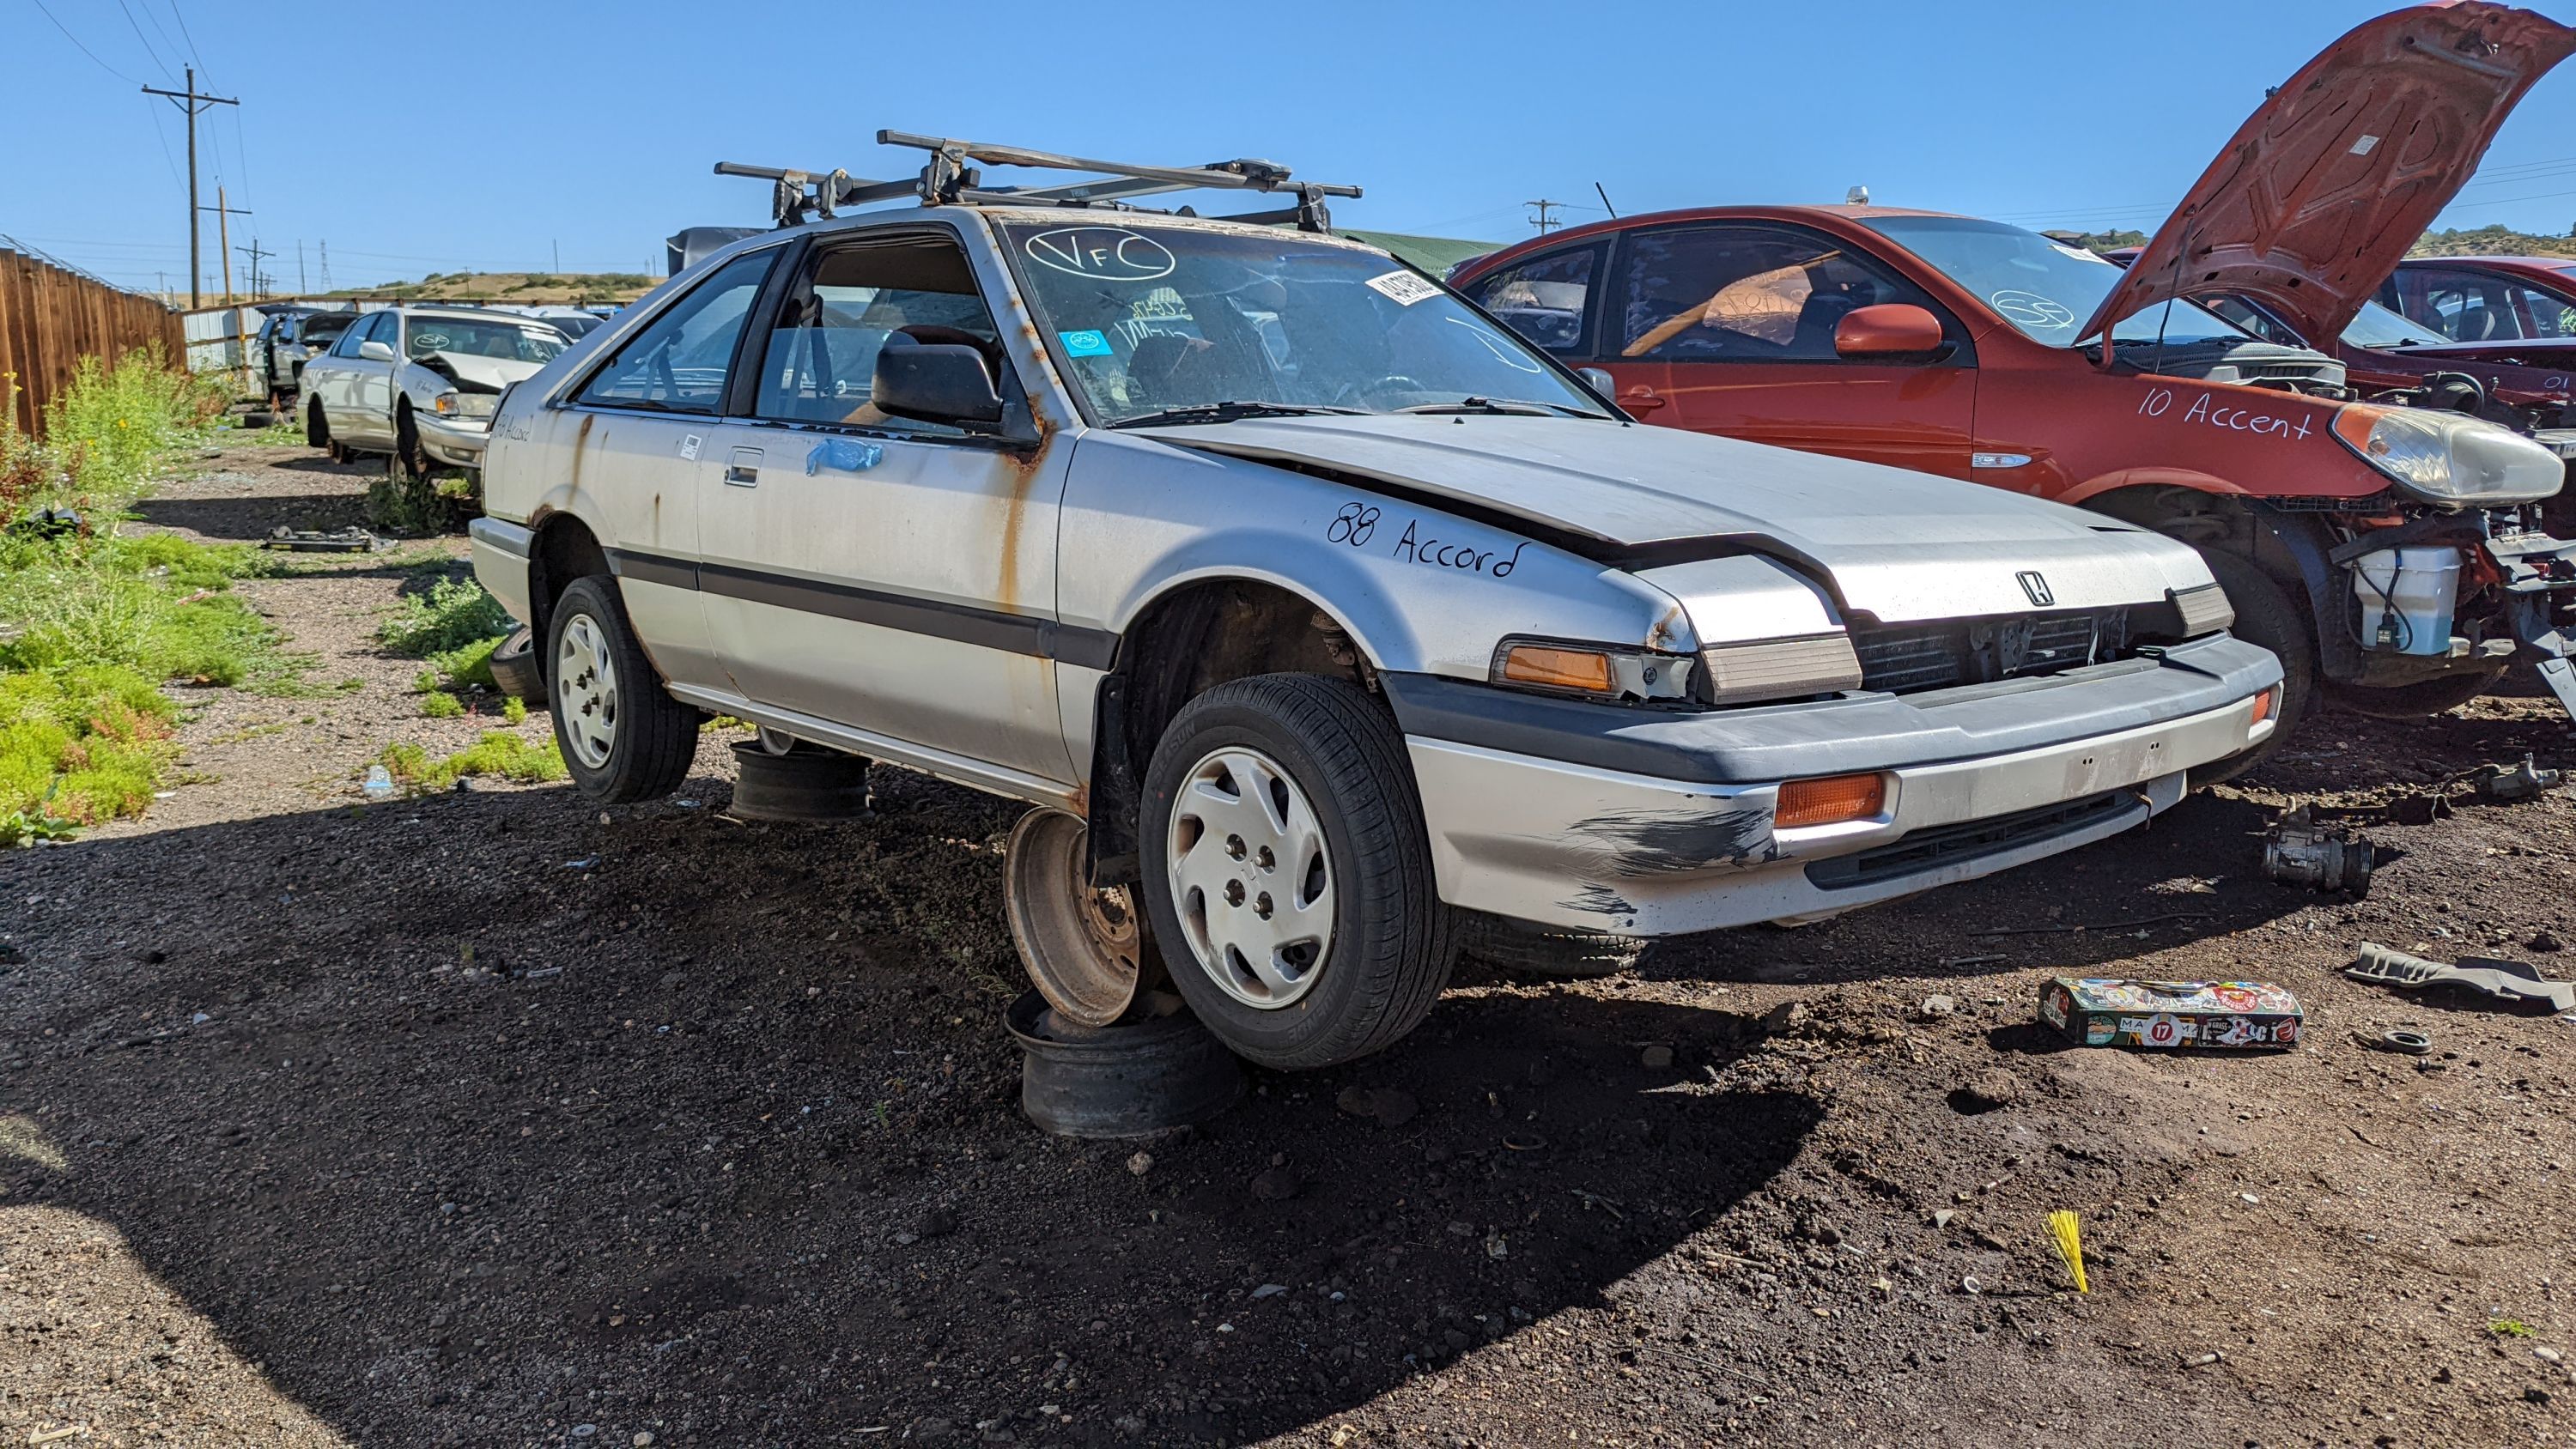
top-left (416, 412), bottom-right (495, 470)
top-left (468, 516), bottom-right (534, 626)
top-left (1390, 634), bottom-right (2280, 936)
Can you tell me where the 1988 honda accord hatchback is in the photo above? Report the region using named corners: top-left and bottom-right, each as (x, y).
top-left (470, 135), bottom-right (2281, 1070)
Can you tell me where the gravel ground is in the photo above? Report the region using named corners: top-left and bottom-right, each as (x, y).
top-left (5, 443), bottom-right (2576, 1447)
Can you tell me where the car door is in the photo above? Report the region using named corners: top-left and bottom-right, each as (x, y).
top-left (554, 245), bottom-right (789, 696)
top-left (692, 225), bottom-right (1073, 785)
top-left (1605, 221), bottom-right (1978, 477)
top-left (1457, 239), bottom-right (1634, 404)
top-left (318, 313), bottom-right (375, 436)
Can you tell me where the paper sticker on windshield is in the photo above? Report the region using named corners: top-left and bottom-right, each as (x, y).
top-left (1990, 289), bottom-right (2075, 329)
top-left (1023, 227), bottom-right (1176, 282)
top-left (1058, 329), bottom-right (1115, 358)
top-left (1365, 270), bottom-right (1443, 306)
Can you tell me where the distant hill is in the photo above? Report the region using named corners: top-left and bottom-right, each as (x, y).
top-left (2044, 222), bottom-right (2576, 260)
top-left (325, 271), bottom-right (659, 306)
top-left (2409, 224), bottom-right (2576, 259)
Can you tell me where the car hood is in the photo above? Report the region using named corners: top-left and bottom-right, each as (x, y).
top-left (1136, 415), bottom-right (2214, 623)
top-left (413, 351), bottom-right (549, 392)
top-left (2084, 2), bottom-right (2576, 347)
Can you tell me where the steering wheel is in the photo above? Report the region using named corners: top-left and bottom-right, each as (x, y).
top-left (1333, 373), bottom-right (1427, 409)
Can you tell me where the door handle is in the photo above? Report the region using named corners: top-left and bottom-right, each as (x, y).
top-left (724, 446), bottom-right (762, 487)
top-left (1619, 385), bottom-right (1668, 414)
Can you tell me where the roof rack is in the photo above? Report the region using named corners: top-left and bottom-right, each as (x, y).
top-left (713, 130), bottom-right (1362, 233)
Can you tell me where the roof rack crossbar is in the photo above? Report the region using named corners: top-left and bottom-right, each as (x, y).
top-left (715, 133), bottom-right (1360, 233)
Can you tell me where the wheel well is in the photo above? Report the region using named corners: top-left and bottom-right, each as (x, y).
top-left (2083, 482), bottom-right (2351, 675)
top-left (1085, 579), bottom-right (1373, 885)
top-left (526, 515), bottom-right (611, 678)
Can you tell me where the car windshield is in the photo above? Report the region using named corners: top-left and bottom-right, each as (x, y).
top-left (300, 313), bottom-right (355, 345)
top-left (1859, 215), bottom-right (2249, 348)
top-left (996, 221), bottom-right (1609, 425)
top-left (403, 317), bottom-right (568, 363)
top-left (2342, 299), bottom-right (2452, 349)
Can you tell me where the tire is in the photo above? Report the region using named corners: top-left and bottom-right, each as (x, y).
top-left (2190, 549), bottom-right (2314, 786)
top-left (1460, 912), bottom-right (1645, 980)
top-left (306, 397), bottom-right (330, 449)
top-left (2324, 666), bottom-right (2506, 720)
top-left (1137, 673), bottom-right (1457, 1070)
top-left (394, 404), bottom-right (432, 481)
top-left (546, 575), bottom-right (702, 803)
top-left (486, 625), bottom-right (543, 704)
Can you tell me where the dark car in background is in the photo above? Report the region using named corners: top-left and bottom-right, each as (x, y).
top-left (252, 306), bottom-right (359, 407)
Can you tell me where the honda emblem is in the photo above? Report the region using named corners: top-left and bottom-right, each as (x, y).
top-left (2017, 570), bottom-right (2055, 608)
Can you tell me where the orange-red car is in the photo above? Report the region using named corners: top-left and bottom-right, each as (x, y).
top-left (1454, 2), bottom-right (2576, 739)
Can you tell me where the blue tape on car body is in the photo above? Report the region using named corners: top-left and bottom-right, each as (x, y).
top-left (805, 439), bottom-right (884, 475)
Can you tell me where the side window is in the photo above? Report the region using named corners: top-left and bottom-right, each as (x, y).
top-left (2507, 281), bottom-right (2576, 339)
top-left (2412, 268), bottom-right (2520, 342)
top-left (752, 233), bottom-right (1005, 435)
top-left (1616, 225), bottom-right (1935, 361)
top-left (335, 313), bottom-right (380, 357)
top-left (1466, 244), bottom-right (1601, 357)
top-left (575, 249), bottom-right (781, 413)
top-left (2203, 295), bottom-right (2296, 347)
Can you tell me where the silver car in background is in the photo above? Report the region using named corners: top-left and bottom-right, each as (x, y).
top-left (301, 306), bottom-right (571, 477)
top-left (469, 139), bottom-right (2284, 1071)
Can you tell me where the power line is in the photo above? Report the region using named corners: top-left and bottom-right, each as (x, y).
top-left (27, 0), bottom-right (143, 82)
top-left (110, 0), bottom-right (179, 83)
top-left (142, 66), bottom-right (239, 307)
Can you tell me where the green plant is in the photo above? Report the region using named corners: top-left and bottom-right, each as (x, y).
top-left (377, 730), bottom-right (565, 791)
top-left (363, 467), bottom-right (480, 537)
top-left (0, 809), bottom-right (82, 847)
top-left (0, 664), bottom-right (179, 822)
top-left (501, 694), bottom-right (528, 724)
top-left (421, 691), bottom-right (465, 718)
top-left (380, 574), bottom-right (513, 658)
top-left (2492, 1319), bottom-right (2537, 1337)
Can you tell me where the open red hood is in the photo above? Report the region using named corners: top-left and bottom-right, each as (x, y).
top-left (2081, 3), bottom-right (2576, 347)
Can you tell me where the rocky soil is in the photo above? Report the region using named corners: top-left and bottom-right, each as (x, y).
top-left (5, 443), bottom-right (2576, 1446)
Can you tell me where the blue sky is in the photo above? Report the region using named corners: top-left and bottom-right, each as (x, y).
top-left (8, 0), bottom-right (2575, 299)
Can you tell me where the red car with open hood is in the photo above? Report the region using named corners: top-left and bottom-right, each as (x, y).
top-left (1454, 1), bottom-right (2576, 761)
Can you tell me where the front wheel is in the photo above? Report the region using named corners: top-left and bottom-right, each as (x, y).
top-left (306, 397), bottom-right (330, 449)
top-left (394, 405), bottom-right (433, 481)
top-left (2190, 549), bottom-right (2314, 786)
top-left (1138, 673), bottom-right (1456, 1070)
top-left (547, 575), bottom-right (702, 803)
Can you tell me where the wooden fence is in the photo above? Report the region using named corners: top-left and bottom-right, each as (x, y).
top-left (0, 246), bottom-right (186, 438)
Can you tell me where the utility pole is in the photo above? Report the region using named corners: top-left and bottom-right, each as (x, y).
top-left (318, 240), bottom-right (332, 293)
top-left (237, 238), bottom-right (276, 301)
top-left (211, 186), bottom-right (252, 303)
top-left (142, 66), bottom-right (240, 309)
top-left (298, 240), bottom-right (307, 295)
top-left (1525, 199), bottom-right (1565, 234)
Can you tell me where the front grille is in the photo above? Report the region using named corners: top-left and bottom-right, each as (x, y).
top-left (1849, 608), bottom-right (2131, 694)
top-left (1803, 791), bottom-right (2141, 891)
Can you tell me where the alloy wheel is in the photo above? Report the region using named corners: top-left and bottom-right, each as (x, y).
top-left (554, 612), bottom-right (619, 769)
top-left (1164, 745), bottom-right (1336, 1009)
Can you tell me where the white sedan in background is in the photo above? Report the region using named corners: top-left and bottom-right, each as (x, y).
top-left (301, 306), bottom-right (572, 478)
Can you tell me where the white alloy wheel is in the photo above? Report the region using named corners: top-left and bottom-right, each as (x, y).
top-left (1165, 745), bottom-right (1336, 1009)
top-left (554, 611), bottom-right (620, 769)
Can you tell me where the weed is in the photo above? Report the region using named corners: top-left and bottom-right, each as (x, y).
top-left (0, 665), bottom-right (179, 822)
top-left (381, 574), bottom-right (512, 657)
top-left (501, 694), bottom-right (528, 725)
top-left (421, 692), bottom-right (465, 719)
top-left (378, 730), bottom-right (565, 791)
top-left (364, 467), bottom-right (480, 537)
top-left (2492, 1319), bottom-right (2537, 1337)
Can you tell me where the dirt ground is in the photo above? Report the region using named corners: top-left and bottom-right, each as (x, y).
top-left (6, 443), bottom-right (2576, 1448)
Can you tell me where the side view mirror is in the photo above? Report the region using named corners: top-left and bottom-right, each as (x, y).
top-left (359, 340), bottom-right (398, 363)
top-left (874, 343), bottom-right (1004, 430)
top-left (1577, 367), bottom-right (1617, 399)
top-left (1833, 303), bottom-right (1947, 360)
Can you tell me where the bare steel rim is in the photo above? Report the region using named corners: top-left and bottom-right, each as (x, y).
top-left (554, 611), bottom-right (619, 770)
top-left (1165, 745), bottom-right (1337, 1010)
top-left (1005, 809), bottom-right (1154, 1027)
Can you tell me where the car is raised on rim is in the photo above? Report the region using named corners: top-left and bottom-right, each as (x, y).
top-left (467, 134), bottom-right (2281, 1070)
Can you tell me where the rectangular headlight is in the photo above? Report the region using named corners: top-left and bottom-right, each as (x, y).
top-left (2169, 582), bottom-right (2235, 638)
top-left (1699, 634), bottom-right (1863, 706)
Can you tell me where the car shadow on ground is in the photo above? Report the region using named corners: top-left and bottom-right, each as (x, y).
top-left (131, 488), bottom-right (378, 542)
top-left (3, 789), bottom-right (1820, 1444)
top-left (1640, 788), bottom-right (2314, 990)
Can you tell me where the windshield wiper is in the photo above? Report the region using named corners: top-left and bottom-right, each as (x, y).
top-left (1109, 401), bottom-right (1358, 429)
top-left (1397, 396), bottom-right (1605, 419)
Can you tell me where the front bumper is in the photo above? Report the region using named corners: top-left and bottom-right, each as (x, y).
top-left (1388, 633), bottom-right (2280, 936)
top-left (416, 411), bottom-right (495, 470)
top-left (468, 516), bottom-right (535, 625)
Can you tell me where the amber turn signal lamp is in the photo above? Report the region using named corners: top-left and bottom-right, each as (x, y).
top-left (1775, 773), bottom-right (1886, 829)
top-left (1499, 644), bottom-right (1613, 694)
top-left (2250, 686), bottom-right (2279, 726)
